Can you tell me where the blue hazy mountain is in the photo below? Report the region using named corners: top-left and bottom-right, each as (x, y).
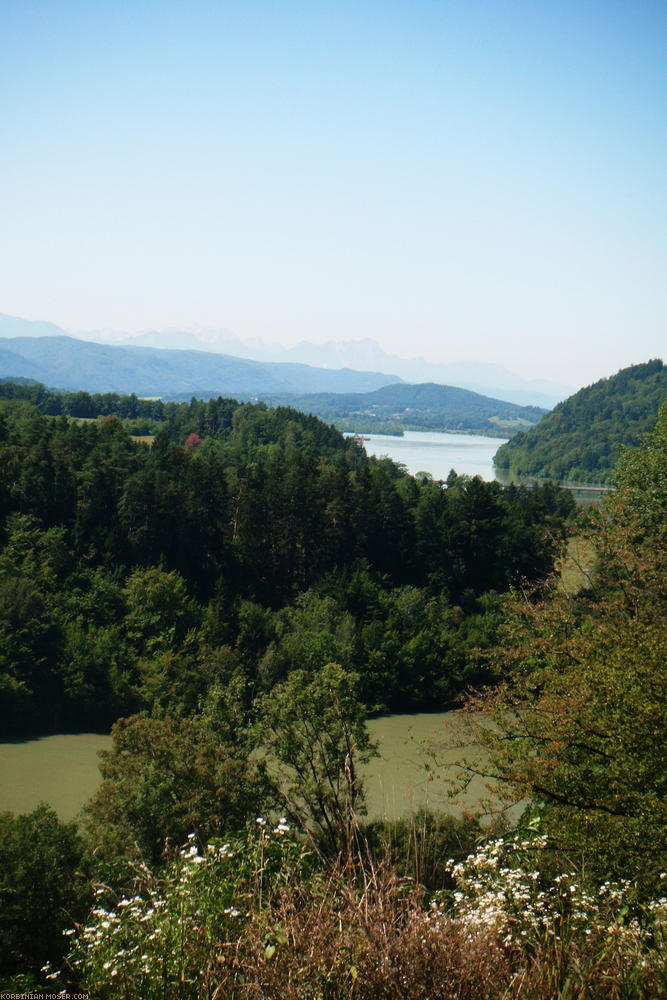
top-left (114, 330), bottom-right (571, 407)
top-left (0, 314), bottom-right (570, 406)
top-left (0, 333), bottom-right (402, 396)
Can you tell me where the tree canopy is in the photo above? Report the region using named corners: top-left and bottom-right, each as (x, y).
top-left (494, 359), bottom-right (667, 484)
top-left (0, 391), bottom-right (574, 735)
top-left (463, 402), bottom-right (667, 892)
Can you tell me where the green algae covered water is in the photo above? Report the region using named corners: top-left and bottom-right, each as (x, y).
top-left (0, 713), bottom-right (502, 824)
top-left (363, 711), bottom-right (499, 822)
top-left (0, 733), bottom-right (112, 820)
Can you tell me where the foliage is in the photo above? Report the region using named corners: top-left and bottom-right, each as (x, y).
top-left (2, 382), bottom-right (664, 995)
top-left (86, 692), bottom-right (265, 865)
top-left (363, 808), bottom-right (485, 891)
top-left (52, 825), bottom-right (667, 999)
top-left (243, 381), bottom-right (546, 437)
top-left (256, 663), bottom-right (378, 858)
top-left (460, 402), bottom-right (667, 893)
top-left (443, 830), bottom-right (667, 998)
top-left (0, 393), bottom-right (573, 734)
top-left (494, 359), bottom-right (667, 483)
top-left (63, 823), bottom-right (308, 999)
top-left (609, 397), bottom-right (667, 550)
top-left (0, 804), bottom-right (88, 977)
top-left (0, 377), bottom-right (546, 438)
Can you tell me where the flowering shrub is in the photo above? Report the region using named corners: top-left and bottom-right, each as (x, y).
top-left (51, 822), bottom-right (666, 999)
top-left (442, 833), bottom-right (667, 995)
top-left (61, 819), bottom-right (305, 999)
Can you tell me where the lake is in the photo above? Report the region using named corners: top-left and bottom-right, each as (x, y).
top-left (0, 714), bottom-right (515, 824)
top-left (358, 430), bottom-right (507, 482)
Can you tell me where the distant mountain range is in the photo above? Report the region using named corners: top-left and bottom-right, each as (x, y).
top-left (0, 332), bottom-right (401, 397)
top-left (0, 314), bottom-right (571, 408)
top-left (252, 339), bottom-right (572, 409)
top-left (0, 314), bottom-right (547, 437)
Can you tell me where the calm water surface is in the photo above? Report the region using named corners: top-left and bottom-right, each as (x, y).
top-left (0, 733), bottom-right (111, 820)
top-left (359, 430), bottom-right (507, 482)
top-left (0, 715), bottom-right (505, 823)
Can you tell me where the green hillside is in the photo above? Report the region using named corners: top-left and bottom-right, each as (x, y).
top-left (494, 359), bottom-right (667, 483)
top-left (236, 381), bottom-right (546, 437)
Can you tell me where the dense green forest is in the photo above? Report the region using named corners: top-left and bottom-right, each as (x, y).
top-left (0, 376), bottom-right (545, 438)
top-left (1, 398), bottom-right (665, 998)
top-left (0, 407), bottom-right (667, 1000)
top-left (0, 386), bottom-right (573, 737)
top-left (494, 359), bottom-right (667, 483)
top-left (225, 381), bottom-right (546, 437)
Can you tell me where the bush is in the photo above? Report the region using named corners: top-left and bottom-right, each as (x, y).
top-left (0, 804), bottom-right (88, 976)
top-left (363, 809), bottom-right (486, 890)
top-left (57, 823), bottom-right (666, 999)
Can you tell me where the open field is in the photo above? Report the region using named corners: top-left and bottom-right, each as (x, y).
top-left (0, 713), bottom-right (513, 824)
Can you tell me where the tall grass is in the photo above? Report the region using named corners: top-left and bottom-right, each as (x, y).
top-left (50, 819), bottom-right (666, 999)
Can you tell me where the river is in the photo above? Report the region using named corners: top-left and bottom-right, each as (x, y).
top-left (0, 714), bottom-right (507, 823)
top-left (357, 430), bottom-right (507, 482)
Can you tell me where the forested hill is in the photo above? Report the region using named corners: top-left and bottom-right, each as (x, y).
top-left (0, 389), bottom-right (573, 736)
top-left (227, 381), bottom-right (546, 437)
top-left (494, 359), bottom-right (667, 484)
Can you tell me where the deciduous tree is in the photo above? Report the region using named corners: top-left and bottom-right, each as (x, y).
top-left (458, 404), bottom-right (667, 893)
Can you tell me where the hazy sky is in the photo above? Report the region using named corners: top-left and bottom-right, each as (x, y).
top-left (1, 0), bottom-right (665, 386)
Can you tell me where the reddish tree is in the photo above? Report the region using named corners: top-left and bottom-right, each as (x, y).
top-left (184, 432), bottom-right (203, 452)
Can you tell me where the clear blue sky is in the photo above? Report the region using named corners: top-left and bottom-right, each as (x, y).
top-left (1, 0), bottom-right (665, 386)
